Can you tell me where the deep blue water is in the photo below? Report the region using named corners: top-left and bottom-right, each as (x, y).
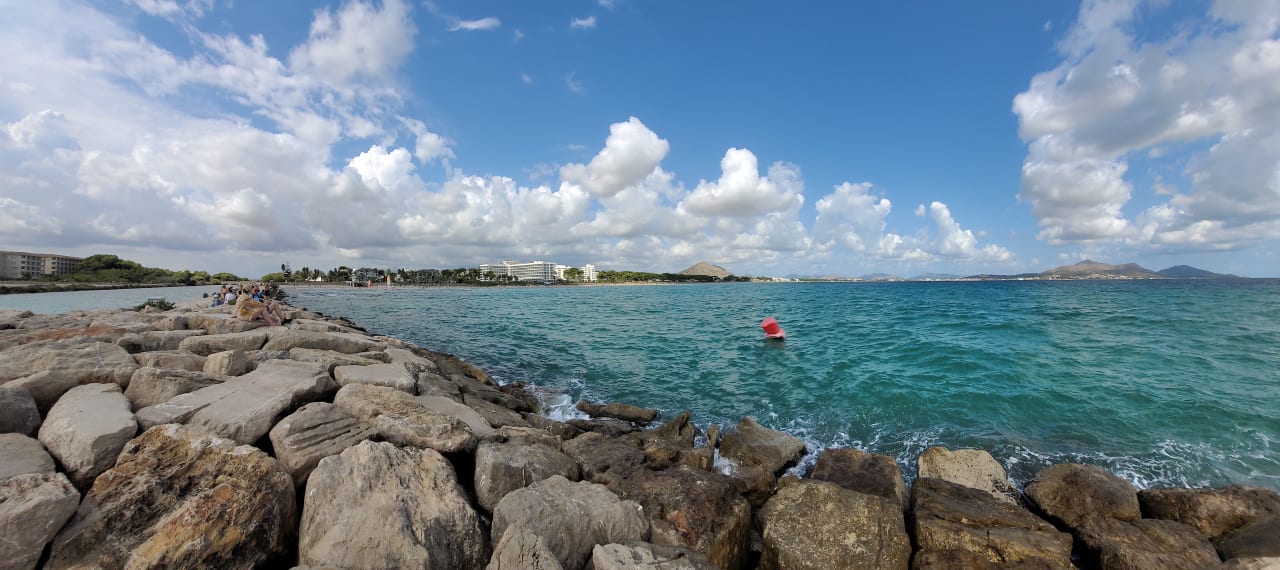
top-left (286, 280), bottom-right (1280, 490)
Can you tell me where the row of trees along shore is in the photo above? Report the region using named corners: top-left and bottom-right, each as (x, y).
top-left (13, 255), bottom-right (242, 285)
top-left (262, 265), bottom-right (753, 285)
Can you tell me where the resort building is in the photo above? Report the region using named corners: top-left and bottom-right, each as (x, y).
top-left (0, 250), bottom-right (82, 279)
top-left (480, 260), bottom-right (558, 283)
top-left (582, 264), bottom-right (598, 282)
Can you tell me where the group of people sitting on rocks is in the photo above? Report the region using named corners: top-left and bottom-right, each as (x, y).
top-left (207, 283), bottom-right (286, 326)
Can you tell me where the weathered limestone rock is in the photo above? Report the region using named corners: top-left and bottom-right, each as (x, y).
top-left (0, 433), bottom-right (55, 480)
top-left (386, 346), bottom-right (439, 374)
top-left (488, 527), bottom-right (564, 570)
top-left (131, 349), bottom-right (206, 372)
top-left (459, 379), bottom-right (538, 413)
top-left (1139, 485), bottom-right (1280, 540)
top-left (758, 479), bottom-right (911, 570)
top-left (811, 447), bottom-right (908, 510)
top-left (135, 359), bottom-right (335, 444)
top-left (48, 424), bottom-right (295, 569)
top-left (568, 417), bottom-right (636, 436)
top-left (576, 400), bottom-right (659, 424)
top-left (124, 367), bottom-right (224, 410)
top-left (608, 466), bottom-right (751, 570)
top-left (1081, 517), bottom-right (1221, 570)
top-left (38, 383), bottom-right (136, 488)
top-left (177, 328), bottom-right (272, 356)
top-left (289, 318), bottom-right (363, 334)
top-left (492, 475), bottom-right (649, 570)
top-left (334, 362), bottom-right (417, 394)
top-left (562, 431), bottom-right (647, 486)
top-left (418, 394), bottom-right (496, 438)
top-left (5, 370), bottom-right (81, 414)
top-left (719, 417), bottom-right (806, 475)
top-left (151, 313), bottom-right (190, 331)
top-left (187, 312), bottom-right (267, 334)
top-left (0, 472), bottom-right (80, 570)
top-left (911, 477), bottom-right (1073, 569)
top-left (1216, 515), bottom-right (1280, 562)
top-left (591, 542), bottom-right (716, 570)
top-left (483, 425), bottom-right (568, 449)
top-left (0, 340), bottom-right (138, 387)
top-left (0, 385), bottom-right (41, 436)
top-left (1024, 463), bottom-right (1141, 530)
top-left (465, 393), bottom-right (533, 428)
top-left (288, 347), bottom-right (386, 373)
top-left (299, 440), bottom-right (489, 570)
top-left (333, 384), bottom-right (477, 453)
top-left (203, 348), bottom-right (251, 376)
top-left (523, 413), bottom-right (583, 440)
top-left (650, 411), bottom-right (697, 447)
top-left (475, 440), bottom-right (581, 512)
top-left (263, 329), bottom-right (384, 353)
top-left (917, 446), bottom-right (1017, 504)
top-left (268, 402), bottom-right (374, 487)
top-left (115, 329), bottom-right (206, 353)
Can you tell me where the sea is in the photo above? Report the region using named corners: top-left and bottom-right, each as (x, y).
top-left (5, 280), bottom-right (1277, 491)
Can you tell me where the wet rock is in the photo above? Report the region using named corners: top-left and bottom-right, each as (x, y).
top-left (177, 328), bottom-right (272, 356)
top-left (1080, 517), bottom-right (1221, 570)
top-left (424, 349), bottom-right (496, 385)
top-left (268, 402), bottom-right (374, 487)
top-left (132, 349), bottom-right (206, 372)
top-left (917, 446), bottom-right (1017, 504)
top-left (757, 479), bottom-right (910, 570)
top-left (608, 466), bottom-right (751, 570)
top-left (1139, 485), bottom-right (1280, 540)
top-left (115, 329), bottom-right (206, 353)
top-left (719, 416), bottom-right (806, 476)
top-left (591, 542), bottom-right (716, 570)
top-left (0, 433), bottom-right (55, 480)
top-left (263, 329), bottom-right (384, 353)
top-left (492, 475), bottom-right (649, 570)
top-left (203, 348), bottom-right (251, 376)
top-left (418, 394), bottom-right (496, 438)
top-left (299, 440), bottom-right (488, 570)
top-left (334, 362), bottom-right (417, 394)
top-left (0, 472), bottom-right (80, 570)
top-left (475, 440), bottom-right (581, 512)
top-left (124, 367), bottom-right (224, 410)
top-left (568, 418), bottom-right (636, 436)
top-left (47, 424), bottom-right (295, 569)
top-left (38, 383), bottom-right (136, 489)
top-left (135, 359), bottom-right (335, 444)
top-left (0, 385), bottom-right (41, 436)
top-left (650, 410), bottom-right (697, 447)
top-left (0, 340), bottom-right (138, 388)
top-left (811, 447), bottom-right (908, 510)
top-left (288, 347), bottom-right (386, 373)
top-left (576, 400), bottom-right (658, 424)
top-left (466, 393), bottom-right (533, 428)
top-left (562, 431), bottom-right (647, 486)
top-left (488, 526), bottom-right (563, 570)
top-left (334, 383), bottom-right (477, 453)
top-left (1024, 463), bottom-right (1141, 530)
top-left (911, 477), bottom-right (1073, 569)
top-left (523, 413), bottom-right (583, 440)
top-left (1216, 515), bottom-right (1280, 562)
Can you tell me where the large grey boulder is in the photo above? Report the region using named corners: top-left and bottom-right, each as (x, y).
top-left (917, 446), bottom-right (1017, 504)
top-left (1216, 515), bottom-right (1280, 562)
top-left (135, 359), bottom-right (335, 444)
top-left (591, 542), bottom-right (716, 570)
top-left (0, 340), bottom-right (138, 388)
top-left (607, 466), bottom-right (751, 570)
top-left (334, 362), bottom-right (417, 394)
top-left (6, 370), bottom-right (82, 414)
top-left (47, 424), bottom-right (295, 569)
top-left (289, 318), bottom-right (364, 334)
top-left (203, 348), bottom-right (251, 376)
top-left (386, 346), bottom-right (439, 373)
top-left (562, 431), bottom-right (646, 486)
top-left (131, 349), bottom-right (206, 372)
top-left (0, 385), bottom-right (41, 436)
top-left (187, 312), bottom-right (267, 334)
top-left (1025, 463), bottom-right (1141, 530)
top-left (910, 477), bottom-right (1073, 569)
top-left (333, 383), bottom-right (477, 453)
top-left (299, 440), bottom-right (489, 570)
top-left (268, 402), bottom-right (374, 487)
top-left (38, 383), bottom-right (136, 488)
top-left (115, 329), bottom-right (206, 353)
top-left (176, 328), bottom-right (272, 356)
top-left (0, 433), bottom-right (55, 480)
top-left (1082, 517), bottom-right (1222, 570)
top-left (418, 394), bottom-right (496, 438)
top-left (492, 475), bottom-right (650, 570)
top-left (475, 440), bottom-right (581, 512)
top-left (263, 329), bottom-right (384, 353)
top-left (1139, 485), bottom-right (1280, 540)
top-left (466, 394), bottom-right (533, 428)
top-left (718, 417), bottom-right (806, 506)
top-left (576, 400), bottom-right (658, 424)
top-left (0, 472), bottom-right (80, 570)
top-left (757, 479), bottom-right (911, 570)
top-left (288, 347), bottom-right (386, 373)
top-left (123, 367), bottom-right (224, 410)
top-left (487, 527), bottom-right (564, 570)
top-left (811, 447), bottom-right (908, 510)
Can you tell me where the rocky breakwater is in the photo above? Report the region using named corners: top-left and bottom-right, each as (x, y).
top-left (1, 303), bottom-right (1278, 570)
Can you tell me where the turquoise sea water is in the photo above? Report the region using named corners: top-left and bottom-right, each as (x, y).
top-left (0, 285), bottom-right (215, 314)
top-left (287, 280), bottom-right (1280, 491)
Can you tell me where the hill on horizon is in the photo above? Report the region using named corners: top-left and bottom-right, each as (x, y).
top-left (1157, 265), bottom-right (1237, 279)
top-left (679, 261), bottom-right (730, 278)
top-left (1040, 260), bottom-right (1164, 279)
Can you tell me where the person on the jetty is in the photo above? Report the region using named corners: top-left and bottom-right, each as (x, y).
top-left (224, 287), bottom-right (238, 305)
top-left (210, 285), bottom-right (228, 307)
top-left (250, 286), bottom-right (265, 302)
top-left (235, 296), bottom-right (285, 326)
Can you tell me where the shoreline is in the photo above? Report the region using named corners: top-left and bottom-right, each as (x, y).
top-left (0, 282), bottom-right (193, 295)
top-left (1, 300), bottom-right (1276, 567)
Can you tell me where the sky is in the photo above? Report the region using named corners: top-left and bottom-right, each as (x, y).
top-left (2, 0), bottom-right (1279, 278)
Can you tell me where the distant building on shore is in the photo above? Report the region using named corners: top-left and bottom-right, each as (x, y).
top-left (0, 250), bottom-right (82, 279)
top-left (483, 260), bottom-right (598, 283)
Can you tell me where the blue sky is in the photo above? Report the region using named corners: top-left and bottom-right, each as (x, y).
top-left (2, 0), bottom-right (1278, 277)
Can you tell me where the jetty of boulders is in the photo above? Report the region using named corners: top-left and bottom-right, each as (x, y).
top-left (0, 299), bottom-right (1276, 569)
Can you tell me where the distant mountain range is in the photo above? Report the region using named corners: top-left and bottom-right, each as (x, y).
top-left (679, 261), bottom-right (731, 278)
top-left (780, 260), bottom-right (1241, 282)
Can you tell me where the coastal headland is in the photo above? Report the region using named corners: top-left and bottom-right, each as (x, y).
top-left (0, 299), bottom-right (1276, 569)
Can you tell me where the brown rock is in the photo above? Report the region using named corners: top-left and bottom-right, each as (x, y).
top-left (1139, 485), bottom-right (1280, 540)
top-left (465, 393), bottom-right (533, 428)
top-left (718, 416), bottom-right (806, 476)
top-left (523, 413), bottom-right (583, 440)
top-left (1216, 515), bottom-right (1280, 561)
top-left (562, 431), bottom-right (647, 486)
top-left (911, 477), bottom-right (1073, 569)
top-left (1080, 517), bottom-right (1221, 570)
top-left (917, 446), bottom-right (1017, 504)
top-left (758, 479), bottom-right (910, 570)
top-left (0, 340), bottom-right (138, 389)
top-left (1024, 463), bottom-right (1141, 530)
top-left (568, 417), bottom-right (636, 437)
top-left (608, 466), bottom-right (751, 570)
top-left (576, 400), bottom-right (658, 423)
top-left (475, 440), bottom-right (581, 512)
top-left (811, 447), bottom-right (908, 510)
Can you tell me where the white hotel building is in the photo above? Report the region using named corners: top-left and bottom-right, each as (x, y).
top-left (0, 251), bottom-right (83, 279)
top-left (480, 260), bottom-right (598, 283)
